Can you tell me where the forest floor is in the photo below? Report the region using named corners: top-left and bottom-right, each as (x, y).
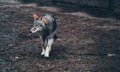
top-left (0, 1), bottom-right (120, 72)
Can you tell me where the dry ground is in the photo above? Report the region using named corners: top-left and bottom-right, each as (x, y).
top-left (0, 2), bottom-right (120, 72)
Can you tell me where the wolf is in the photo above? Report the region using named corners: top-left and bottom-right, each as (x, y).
top-left (30, 13), bottom-right (57, 57)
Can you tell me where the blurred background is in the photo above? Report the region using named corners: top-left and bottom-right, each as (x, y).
top-left (0, 0), bottom-right (120, 18)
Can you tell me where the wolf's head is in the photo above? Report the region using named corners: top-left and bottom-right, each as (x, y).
top-left (30, 14), bottom-right (48, 33)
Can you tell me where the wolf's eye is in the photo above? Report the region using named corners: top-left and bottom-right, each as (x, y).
top-left (35, 24), bottom-right (38, 26)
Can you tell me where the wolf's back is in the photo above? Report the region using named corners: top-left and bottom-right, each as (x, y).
top-left (44, 14), bottom-right (57, 32)
top-left (44, 14), bottom-right (55, 22)
top-left (41, 14), bottom-right (57, 37)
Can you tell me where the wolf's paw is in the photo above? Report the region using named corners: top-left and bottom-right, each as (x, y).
top-left (41, 52), bottom-right (44, 55)
top-left (41, 50), bottom-right (45, 55)
top-left (44, 51), bottom-right (49, 58)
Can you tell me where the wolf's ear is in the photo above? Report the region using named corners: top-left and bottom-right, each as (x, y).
top-left (42, 16), bottom-right (48, 24)
top-left (32, 14), bottom-right (39, 20)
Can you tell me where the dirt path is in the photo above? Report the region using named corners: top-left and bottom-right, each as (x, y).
top-left (0, 2), bottom-right (120, 72)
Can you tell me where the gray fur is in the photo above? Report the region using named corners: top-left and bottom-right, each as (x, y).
top-left (31, 13), bottom-right (57, 57)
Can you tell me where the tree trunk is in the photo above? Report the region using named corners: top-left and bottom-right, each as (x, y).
top-left (52, 0), bottom-right (56, 5)
top-left (109, 0), bottom-right (115, 13)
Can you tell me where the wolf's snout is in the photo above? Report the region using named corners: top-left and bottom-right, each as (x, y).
top-left (30, 27), bottom-right (35, 33)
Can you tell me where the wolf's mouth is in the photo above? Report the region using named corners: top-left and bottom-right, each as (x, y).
top-left (31, 27), bottom-right (37, 33)
top-left (31, 26), bottom-right (42, 33)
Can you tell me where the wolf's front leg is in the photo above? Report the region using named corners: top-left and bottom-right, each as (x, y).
top-left (41, 48), bottom-right (45, 55)
top-left (44, 38), bottom-right (54, 57)
top-left (40, 36), bottom-right (46, 56)
top-left (41, 39), bottom-right (48, 55)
